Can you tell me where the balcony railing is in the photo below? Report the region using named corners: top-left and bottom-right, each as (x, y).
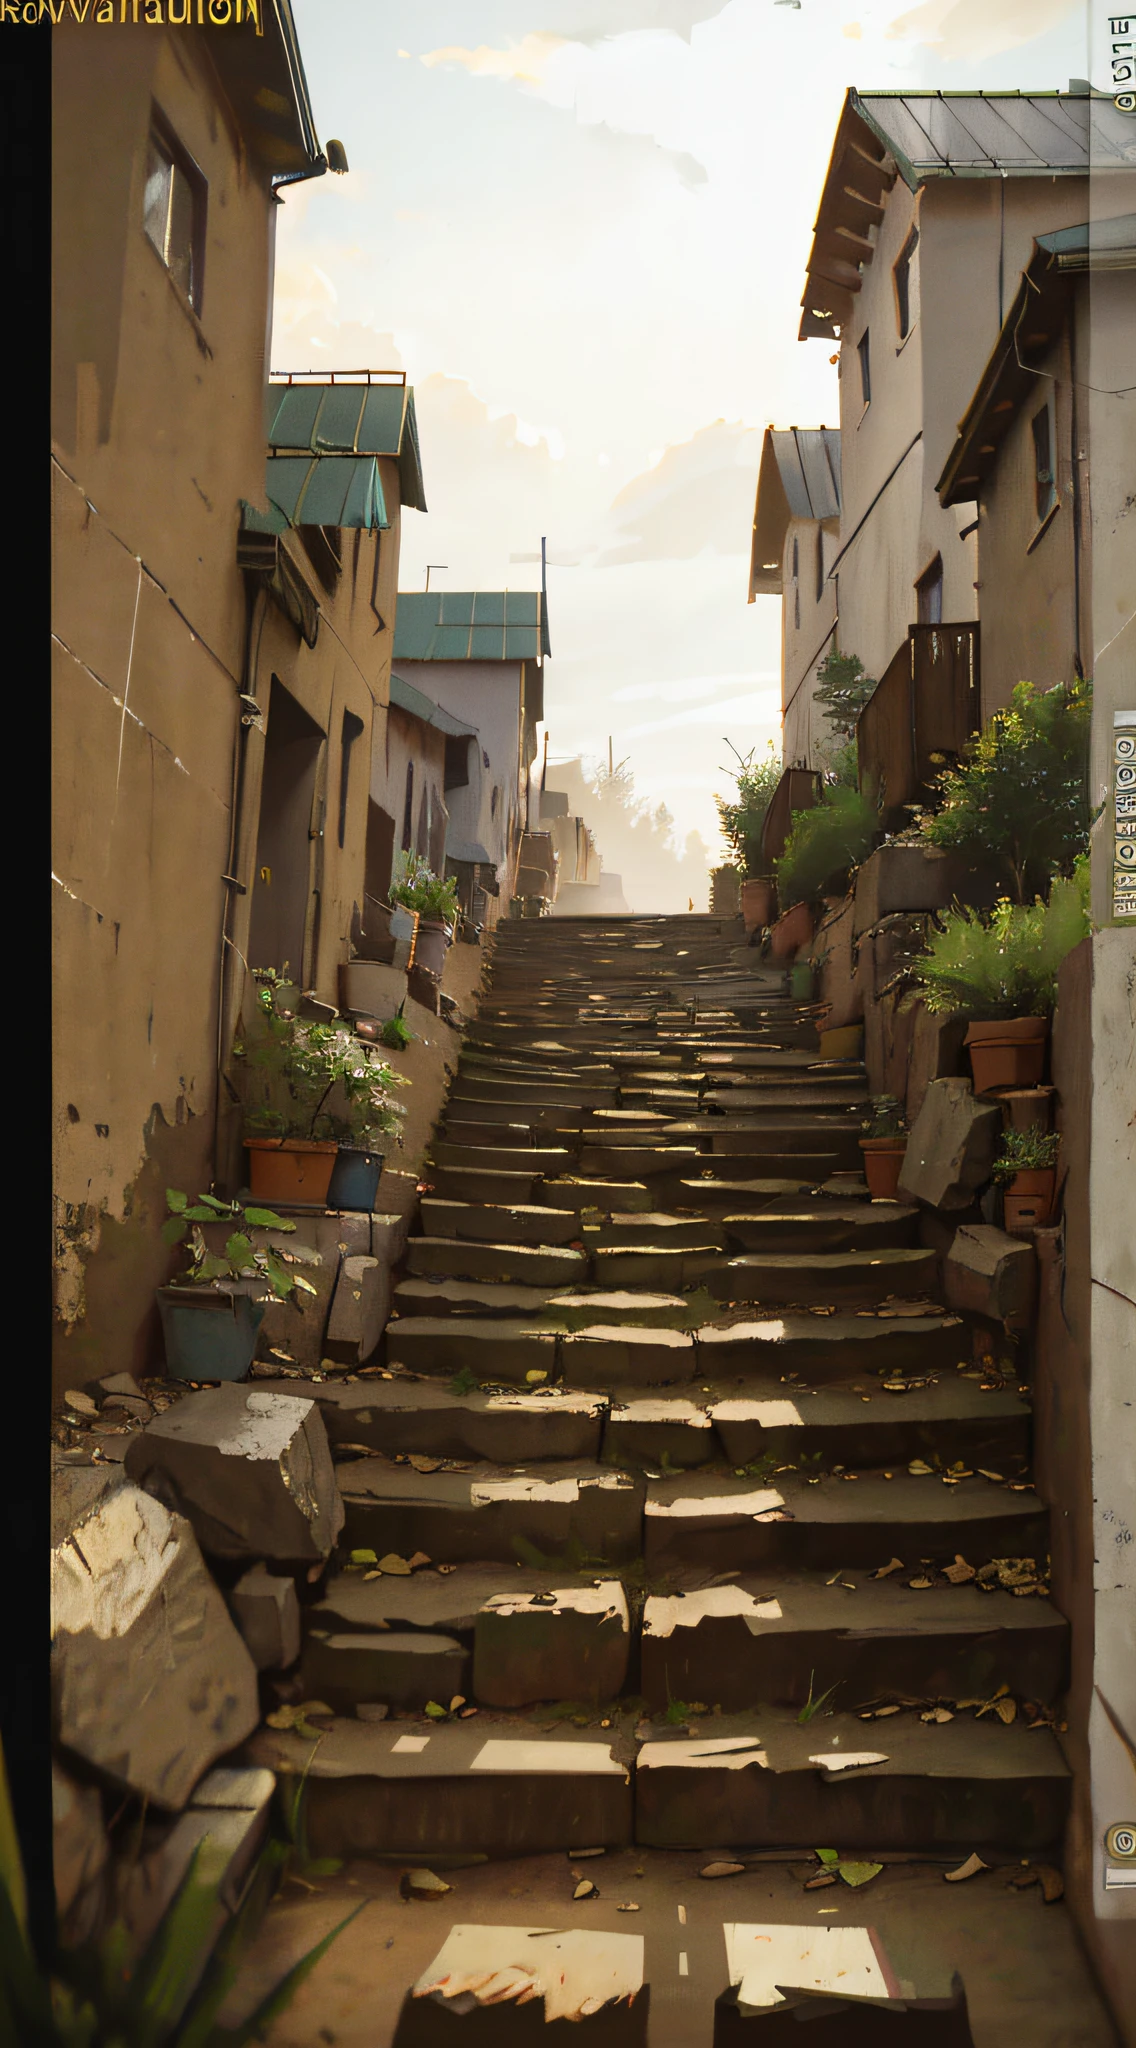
top-left (857, 623), bottom-right (980, 829)
top-left (760, 767), bottom-right (824, 866)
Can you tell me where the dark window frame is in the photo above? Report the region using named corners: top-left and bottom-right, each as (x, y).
top-left (1031, 400), bottom-right (1058, 528)
top-left (893, 227), bottom-right (919, 342)
top-left (142, 107), bottom-right (207, 315)
top-left (369, 530), bottom-right (386, 631)
top-left (857, 330), bottom-right (871, 410)
top-left (915, 554), bottom-right (943, 626)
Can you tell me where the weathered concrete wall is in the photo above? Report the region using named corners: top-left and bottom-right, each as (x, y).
top-left (395, 657), bottom-right (530, 898)
top-left (52, 27), bottom-right (276, 1395)
top-left (780, 515), bottom-right (839, 769)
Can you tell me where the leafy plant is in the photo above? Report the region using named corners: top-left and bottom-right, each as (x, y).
top-left (162, 1191), bottom-right (320, 1305)
top-left (910, 862), bottom-right (1090, 1021)
top-left (232, 975), bottom-right (407, 1149)
top-left (814, 650), bottom-right (878, 741)
top-left (379, 1008), bottom-right (413, 1052)
top-left (861, 1096), bottom-right (906, 1140)
top-left (798, 1672), bottom-right (840, 1724)
top-left (388, 850), bottom-right (459, 924)
top-left (917, 678), bottom-right (1092, 903)
top-left (991, 1128), bottom-right (1060, 1180)
top-left (447, 1366), bottom-right (479, 1396)
top-left (773, 784), bottom-right (879, 910)
top-left (715, 741), bottom-right (782, 879)
top-left (0, 1735), bottom-right (359, 2048)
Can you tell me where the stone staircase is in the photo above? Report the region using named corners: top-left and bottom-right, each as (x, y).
top-left (252, 912), bottom-right (1070, 1884)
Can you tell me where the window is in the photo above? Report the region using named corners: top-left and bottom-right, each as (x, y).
top-left (337, 709), bottom-right (365, 849)
top-left (370, 532), bottom-right (386, 631)
top-left (1032, 402), bottom-right (1057, 525)
top-left (401, 762), bottom-right (414, 851)
top-left (857, 330), bottom-right (871, 409)
top-left (815, 529), bottom-right (825, 605)
top-left (915, 555), bottom-right (943, 626)
top-left (893, 228), bottom-right (919, 341)
top-left (444, 735), bottom-right (471, 791)
top-left (792, 535), bottom-right (800, 631)
top-left (143, 118), bottom-right (204, 312)
top-left (299, 526), bottom-right (341, 591)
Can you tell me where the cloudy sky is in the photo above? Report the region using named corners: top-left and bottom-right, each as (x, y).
top-left (276, 0), bottom-right (1092, 854)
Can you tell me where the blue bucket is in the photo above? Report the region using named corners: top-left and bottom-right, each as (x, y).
top-left (326, 1147), bottom-right (384, 1212)
top-left (157, 1287), bottom-right (266, 1382)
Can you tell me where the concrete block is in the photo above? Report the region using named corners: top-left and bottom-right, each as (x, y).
top-left (229, 1562), bottom-right (301, 1671)
top-left (944, 1225), bottom-right (1038, 1332)
top-left (301, 1631), bottom-right (468, 1712)
top-left (51, 1486), bottom-right (259, 1811)
top-left (898, 1078), bottom-right (1001, 1212)
top-left (51, 1450), bottom-right (128, 1548)
top-left (125, 1386), bottom-right (344, 1563)
top-left (811, 896), bottom-right (862, 1032)
top-left (112, 1767), bottom-right (274, 1957)
top-left (324, 1255), bottom-right (390, 1365)
top-left (853, 844), bottom-right (966, 935)
top-left (371, 1210), bottom-right (411, 1264)
top-left (905, 1003), bottom-right (969, 1124)
top-left (855, 915), bottom-right (931, 1007)
top-left (473, 1582), bottom-right (630, 1708)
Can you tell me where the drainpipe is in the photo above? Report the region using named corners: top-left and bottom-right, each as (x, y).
top-left (214, 578), bottom-right (268, 1192)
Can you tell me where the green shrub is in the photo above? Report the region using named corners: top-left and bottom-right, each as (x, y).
top-left (918, 678), bottom-right (1092, 902)
top-left (910, 860), bottom-right (1090, 1021)
top-left (862, 1095), bottom-right (906, 1139)
top-left (992, 1128), bottom-right (1060, 1179)
top-left (232, 977), bottom-right (407, 1150)
top-left (773, 785), bottom-right (879, 910)
top-left (814, 650), bottom-right (877, 740)
top-left (389, 850), bottom-right (459, 922)
top-left (715, 741), bottom-right (781, 878)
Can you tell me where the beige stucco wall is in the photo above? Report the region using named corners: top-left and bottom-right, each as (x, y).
top-left (52, 26), bottom-right (278, 1393)
top-left (780, 515), bottom-right (838, 768)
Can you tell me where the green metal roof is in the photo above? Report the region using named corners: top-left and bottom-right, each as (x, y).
top-left (264, 454), bottom-right (389, 531)
top-left (265, 382), bottom-right (427, 512)
top-left (389, 673), bottom-right (478, 739)
top-left (393, 590), bottom-right (550, 663)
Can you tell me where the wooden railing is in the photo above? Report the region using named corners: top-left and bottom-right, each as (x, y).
top-left (858, 623), bottom-right (980, 828)
top-left (760, 767), bottom-right (824, 865)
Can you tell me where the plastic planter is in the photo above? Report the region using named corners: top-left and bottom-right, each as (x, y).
top-left (964, 1018), bottom-right (1047, 1095)
top-left (157, 1286), bottom-right (266, 1383)
top-left (326, 1147), bottom-right (384, 1212)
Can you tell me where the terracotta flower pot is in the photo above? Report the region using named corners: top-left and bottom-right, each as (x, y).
top-left (741, 878), bottom-right (777, 934)
top-left (859, 1136), bottom-right (907, 1200)
top-left (964, 1017), bottom-right (1047, 1095)
top-left (244, 1137), bottom-right (338, 1206)
top-left (998, 1087), bottom-right (1055, 1134)
top-left (1003, 1168), bottom-right (1057, 1235)
top-left (768, 901), bottom-right (814, 964)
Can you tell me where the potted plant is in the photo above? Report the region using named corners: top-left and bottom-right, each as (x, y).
top-left (324, 1038), bottom-right (408, 1213)
top-left (769, 784), bottom-right (878, 962)
top-left (157, 1190), bottom-right (321, 1381)
top-left (715, 742), bottom-right (781, 932)
top-left (233, 971), bottom-right (407, 1205)
top-left (389, 851), bottom-right (460, 980)
top-left (909, 864), bottom-right (1089, 1096)
top-left (859, 1095), bottom-right (908, 1200)
top-left (992, 1127), bottom-right (1060, 1234)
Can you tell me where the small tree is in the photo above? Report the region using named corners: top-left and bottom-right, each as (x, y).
top-left (918, 679), bottom-right (1092, 903)
top-left (813, 649), bottom-right (876, 791)
top-left (715, 740), bottom-right (782, 877)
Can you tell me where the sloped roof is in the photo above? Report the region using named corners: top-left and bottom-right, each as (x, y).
top-left (265, 379), bottom-right (427, 512)
top-left (389, 672), bottom-right (478, 739)
top-left (208, 0), bottom-right (322, 178)
top-left (749, 428), bottom-right (841, 600)
top-left (799, 88), bottom-right (1135, 340)
top-left (393, 591), bottom-right (551, 663)
top-left (264, 454), bottom-right (389, 531)
top-left (938, 213), bottom-right (1136, 506)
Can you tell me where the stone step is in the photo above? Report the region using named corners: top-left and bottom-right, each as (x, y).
top-left (312, 1376), bottom-right (607, 1461)
top-left (695, 1313), bottom-right (964, 1386)
top-left (424, 1165), bottom-right (542, 1205)
top-left (706, 1377), bottom-right (1031, 1472)
top-left (540, 1179), bottom-right (655, 1214)
top-left (247, 1715), bottom-right (634, 1860)
top-left (708, 1247), bottom-right (939, 1308)
top-left (405, 1239), bottom-right (588, 1286)
top-left (446, 1097), bottom-right (585, 1129)
top-left (338, 1459), bottom-right (644, 1566)
top-left (634, 1706), bottom-right (1070, 1852)
top-left (428, 1143), bottom-right (574, 1174)
top-left (301, 1630), bottom-right (467, 1713)
top-left (550, 1291), bottom-right (693, 1329)
top-left (419, 1199), bottom-right (584, 1248)
top-left (705, 1131), bottom-right (864, 1168)
top-left (638, 1571), bottom-right (1067, 1713)
top-left (385, 1318), bottom-right (560, 1384)
top-left (701, 1087), bottom-right (870, 1110)
top-left (560, 1327), bottom-right (699, 1388)
top-left (589, 1213), bottom-right (729, 1250)
top-left (451, 1077), bottom-right (620, 1109)
top-left (642, 1471), bottom-right (1048, 1575)
top-left (440, 1120), bottom-right (539, 1149)
top-left (720, 1206), bottom-right (921, 1255)
top-left (392, 1276), bottom-right (571, 1318)
top-left (578, 1147), bottom-right (700, 1180)
top-left (308, 1565), bottom-right (631, 1709)
top-left (590, 1246), bottom-right (725, 1290)
top-left (677, 1178), bottom-right (820, 1212)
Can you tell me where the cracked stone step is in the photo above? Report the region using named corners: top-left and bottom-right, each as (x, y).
top-left (720, 1206), bottom-right (921, 1254)
top-left (393, 1276), bottom-right (573, 1318)
top-left (302, 1631), bottom-right (468, 1713)
top-left (338, 1459), bottom-right (644, 1566)
top-left (705, 1131), bottom-right (864, 1169)
top-left (440, 1120), bottom-right (539, 1149)
top-left (446, 1098), bottom-right (586, 1129)
top-left (288, 1376), bottom-right (608, 1462)
top-left (246, 1715), bottom-right (634, 1860)
top-left (310, 1565), bottom-right (629, 1708)
top-left (707, 1247), bottom-right (939, 1307)
top-left (602, 1393), bottom-right (716, 1468)
top-left (548, 1291), bottom-right (692, 1329)
top-left (559, 1327), bottom-right (698, 1389)
top-left (676, 1178), bottom-right (820, 1212)
top-left (589, 1213), bottom-right (729, 1250)
top-left (385, 1318), bottom-right (560, 1383)
top-left (638, 1572), bottom-right (1068, 1713)
top-left (540, 1179), bottom-right (654, 1214)
top-left (451, 1078), bottom-right (619, 1109)
top-left (419, 1199), bottom-right (584, 1248)
top-left (405, 1239), bottom-right (587, 1286)
top-left (683, 1153), bottom-right (845, 1182)
top-left (424, 1165), bottom-right (543, 1205)
top-left (633, 1706), bottom-right (1070, 1853)
top-left (694, 1314), bottom-right (964, 1385)
top-left (590, 1246), bottom-right (724, 1289)
top-left (428, 1144), bottom-right (574, 1175)
top-left (707, 1378), bottom-right (1031, 1471)
top-left (642, 1471), bottom-right (1048, 1575)
top-left (578, 1147), bottom-right (700, 1180)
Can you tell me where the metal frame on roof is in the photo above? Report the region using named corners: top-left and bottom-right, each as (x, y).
top-left (749, 428), bottom-right (841, 601)
top-left (799, 88), bottom-right (1134, 341)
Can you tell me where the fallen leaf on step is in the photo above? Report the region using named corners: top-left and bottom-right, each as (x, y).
top-left (908, 1577), bottom-right (934, 1589)
top-left (355, 1703), bottom-right (389, 1723)
top-left (617, 1901), bottom-right (640, 1912)
top-left (437, 1563), bottom-right (457, 1574)
top-left (944, 1853), bottom-right (988, 1883)
top-left (400, 1868), bottom-right (451, 1901)
top-left (978, 1470), bottom-right (1005, 1482)
top-left (907, 1459), bottom-right (932, 1475)
top-left (378, 1553), bottom-right (413, 1576)
top-left (873, 1559), bottom-right (905, 1579)
top-left (804, 1871), bottom-right (838, 1889)
top-left (407, 1456), bottom-right (441, 1474)
top-left (838, 1861), bottom-right (882, 1888)
top-left (943, 1556), bottom-right (976, 1584)
top-left (1037, 1865), bottom-right (1065, 1902)
top-left (349, 1549), bottom-right (378, 1566)
top-left (424, 1701), bottom-right (448, 1719)
top-left (994, 1698), bottom-right (1018, 1723)
top-left (408, 1552), bottom-right (432, 1570)
top-left (526, 1370), bottom-right (548, 1383)
top-left (825, 1571), bottom-right (843, 1586)
top-left (449, 1696), bottom-right (466, 1713)
top-left (861, 1704), bottom-right (902, 1719)
top-left (700, 1862), bottom-right (745, 1879)
top-left (573, 1880), bottom-right (599, 1900)
top-left (921, 1708), bottom-right (954, 1723)
top-left (458, 1705), bottom-right (479, 1718)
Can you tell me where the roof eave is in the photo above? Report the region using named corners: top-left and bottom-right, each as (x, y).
top-left (207, 0), bottom-right (322, 178)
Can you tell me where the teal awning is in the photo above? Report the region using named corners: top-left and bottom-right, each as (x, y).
top-left (264, 381), bottom-right (427, 513)
top-left (264, 454), bottom-right (389, 530)
top-left (393, 589), bottom-right (550, 662)
top-left (389, 672), bottom-right (477, 739)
